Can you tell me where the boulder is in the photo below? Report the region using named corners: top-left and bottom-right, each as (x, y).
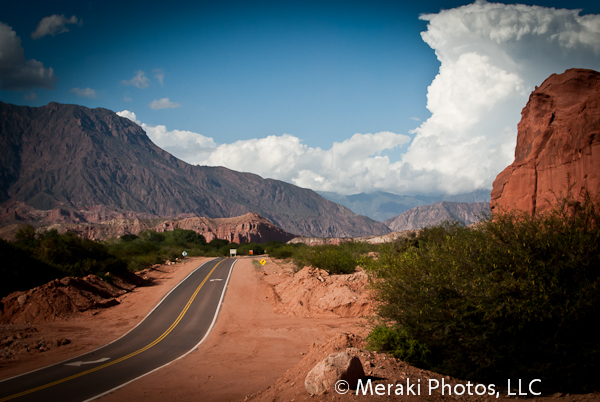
top-left (491, 68), bottom-right (600, 215)
top-left (304, 351), bottom-right (365, 395)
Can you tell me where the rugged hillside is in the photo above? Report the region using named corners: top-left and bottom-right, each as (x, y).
top-left (0, 203), bottom-right (295, 243)
top-left (0, 102), bottom-right (390, 238)
top-left (384, 201), bottom-right (490, 231)
top-left (318, 190), bottom-right (491, 222)
top-left (491, 69), bottom-right (600, 215)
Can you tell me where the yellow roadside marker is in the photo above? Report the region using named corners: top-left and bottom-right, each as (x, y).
top-left (259, 259), bottom-right (266, 265)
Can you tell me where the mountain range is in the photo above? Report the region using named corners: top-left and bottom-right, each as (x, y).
top-left (384, 201), bottom-right (490, 231)
top-left (318, 190), bottom-right (491, 222)
top-left (0, 102), bottom-right (389, 238)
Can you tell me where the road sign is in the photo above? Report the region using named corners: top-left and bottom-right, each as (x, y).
top-left (230, 249), bottom-right (237, 257)
top-left (182, 251), bottom-right (188, 257)
top-left (260, 259), bottom-right (266, 265)
top-left (249, 250), bottom-right (254, 255)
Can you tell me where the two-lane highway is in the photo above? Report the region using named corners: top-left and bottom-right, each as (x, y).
top-left (0, 258), bottom-right (236, 402)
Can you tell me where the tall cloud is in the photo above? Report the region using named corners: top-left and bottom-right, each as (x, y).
top-left (401, 0), bottom-right (600, 195)
top-left (31, 15), bottom-right (81, 39)
top-left (0, 23), bottom-right (57, 90)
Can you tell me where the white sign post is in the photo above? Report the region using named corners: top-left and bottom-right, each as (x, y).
top-left (229, 249), bottom-right (237, 257)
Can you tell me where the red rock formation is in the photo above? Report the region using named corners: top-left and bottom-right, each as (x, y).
top-left (153, 212), bottom-right (296, 243)
top-left (491, 69), bottom-right (600, 215)
top-left (0, 207), bottom-right (296, 244)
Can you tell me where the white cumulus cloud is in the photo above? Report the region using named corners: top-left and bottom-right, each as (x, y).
top-left (117, 2), bottom-right (600, 197)
top-left (204, 131), bottom-right (410, 194)
top-left (148, 98), bottom-right (181, 109)
top-left (398, 0), bottom-right (600, 195)
top-left (31, 14), bottom-right (81, 39)
top-left (117, 109), bottom-right (412, 194)
top-left (121, 70), bottom-right (149, 89)
top-left (117, 110), bottom-right (217, 164)
top-left (70, 87), bottom-right (97, 98)
top-left (0, 23), bottom-right (57, 90)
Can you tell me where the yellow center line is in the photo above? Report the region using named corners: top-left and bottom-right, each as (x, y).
top-left (0, 260), bottom-right (224, 402)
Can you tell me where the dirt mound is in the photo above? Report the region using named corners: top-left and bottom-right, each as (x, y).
top-left (270, 266), bottom-right (371, 318)
top-left (0, 275), bottom-right (140, 324)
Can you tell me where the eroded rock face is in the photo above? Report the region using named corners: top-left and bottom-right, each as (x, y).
top-left (304, 351), bottom-right (365, 396)
top-left (491, 69), bottom-right (600, 215)
top-left (0, 206), bottom-right (297, 244)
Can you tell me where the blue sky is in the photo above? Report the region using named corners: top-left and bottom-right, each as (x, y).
top-left (2, 0), bottom-right (600, 196)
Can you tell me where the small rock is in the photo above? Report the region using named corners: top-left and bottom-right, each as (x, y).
top-left (17, 294), bottom-right (28, 307)
top-left (305, 351), bottom-right (366, 396)
top-left (55, 338), bottom-right (71, 347)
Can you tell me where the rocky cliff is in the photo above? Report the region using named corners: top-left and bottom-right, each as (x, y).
top-left (0, 203), bottom-right (296, 243)
top-left (0, 102), bottom-right (390, 238)
top-left (383, 201), bottom-right (490, 231)
top-left (491, 69), bottom-right (600, 215)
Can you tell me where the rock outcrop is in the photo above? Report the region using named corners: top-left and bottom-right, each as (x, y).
top-left (152, 212), bottom-right (296, 243)
top-left (491, 69), bottom-right (600, 215)
top-left (0, 205), bottom-right (296, 243)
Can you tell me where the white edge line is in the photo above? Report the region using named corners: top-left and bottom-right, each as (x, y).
top-left (0, 258), bottom-right (216, 384)
top-left (82, 258), bottom-right (237, 402)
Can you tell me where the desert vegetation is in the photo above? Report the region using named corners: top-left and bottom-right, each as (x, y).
top-left (268, 241), bottom-right (380, 274)
top-left (1, 227), bottom-right (265, 298)
top-left (365, 194), bottom-right (600, 391)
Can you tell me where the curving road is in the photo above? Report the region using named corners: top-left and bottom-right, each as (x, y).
top-left (0, 258), bottom-right (236, 402)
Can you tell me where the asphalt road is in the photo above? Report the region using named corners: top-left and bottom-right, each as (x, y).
top-left (0, 257), bottom-right (236, 402)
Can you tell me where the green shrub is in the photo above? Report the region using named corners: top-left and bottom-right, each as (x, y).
top-left (3, 229), bottom-right (127, 296)
top-left (305, 244), bottom-right (357, 274)
top-left (120, 234), bottom-right (139, 242)
top-left (164, 229), bottom-right (206, 246)
top-left (366, 325), bottom-right (431, 368)
top-left (237, 242), bottom-right (265, 255)
top-left (366, 195), bottom-right (600, 391)
top-left (269, 243), bottom-right (304, 260)
top-left (138, 230), bottom-right (165, 243)
top-left (0, 238), bottom-right (63, 298)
